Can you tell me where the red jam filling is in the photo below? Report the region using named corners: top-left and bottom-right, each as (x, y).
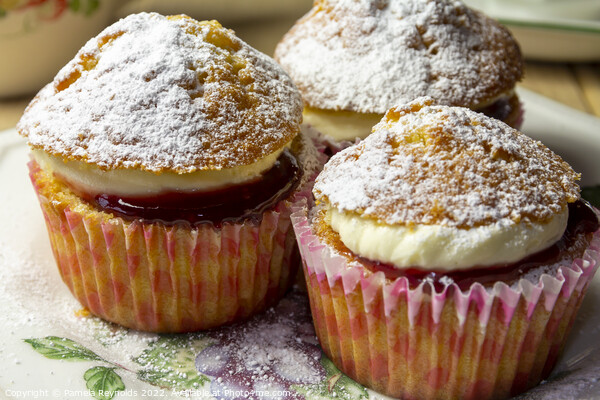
top-left (360, 200), bottom-right (599, 290)
top-left (67, 149), bottom-right (302, 227)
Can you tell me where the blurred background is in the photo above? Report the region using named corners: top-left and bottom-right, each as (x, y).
top-left (0, 0), bottom-right (599, 129)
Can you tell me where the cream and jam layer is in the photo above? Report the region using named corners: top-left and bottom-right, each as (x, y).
top-left (317, 200), bottom-right (598, 290)
top-left (32, 143), bottom-right (291, 197)
top-left (33, 148), bottom-right (302, 225)
top-left (303, 91), bottom-right (520, 142)
top-left (326, 203), bottom-right (569, 271)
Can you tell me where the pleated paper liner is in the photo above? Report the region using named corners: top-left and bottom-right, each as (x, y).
top-left (291, 204), bottom-right (600, 400)
top-left (29, 160), bottom-right (315, 333)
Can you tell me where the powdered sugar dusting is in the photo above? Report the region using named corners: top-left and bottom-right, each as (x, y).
top-left (194, 291), bottom-right (329, 399)
top-left (18, 13), bottom-right (303, 173)
top-left (274, 0), bottom-right (522, 113)
top-left (314, 98), bottom-right (580, 228)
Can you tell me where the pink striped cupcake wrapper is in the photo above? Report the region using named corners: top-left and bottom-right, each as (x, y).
top-left (30, 161), bottom-right (315, 333)
top-left (291, 203), bottom-right (600, 400)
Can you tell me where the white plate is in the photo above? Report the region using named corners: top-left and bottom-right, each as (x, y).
top-left (463, 0), bottom-right (600, 61)
top-left (517, 88), bottom-right (600, 187)
top-left (1, 89), bottom-right (600, 400)
top-left (502, 18), bottom-right (600, 62)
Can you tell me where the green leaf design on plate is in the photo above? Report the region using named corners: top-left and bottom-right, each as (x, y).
top-left (68, 0), bottom-right (81, 12)
top-left (68, 0), bottom-right (100, 16)
top-left (23, 336), bottom-right (104, 362)
top-left (84, 366), bottom-right (125, 400)
top-left (582, 185), bottom-right (600, 209)
top-left (133, 334), bottom-right (212, 390)
top-left (84, 0), bottom-right (100, 16)
top-left (293, 354), bottom-right (369, 400)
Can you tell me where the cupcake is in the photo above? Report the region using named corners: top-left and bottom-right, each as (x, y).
top-left (18, 13), bottom-right (323, 333)
top-left (292, 98), bottom-right (600, 399)
top-left (274, 0), bottom-right (524, 149)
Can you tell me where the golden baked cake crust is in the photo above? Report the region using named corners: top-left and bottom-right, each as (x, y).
top-left (314, 98), bottom-right (580, 228)
top-left (19, 13), bottom-right (302, 173)
top-left (275, 0), bottom-right (523, 114)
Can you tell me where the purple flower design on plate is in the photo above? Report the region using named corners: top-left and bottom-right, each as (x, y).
top-left (196, 290), bottom-right (367, 400)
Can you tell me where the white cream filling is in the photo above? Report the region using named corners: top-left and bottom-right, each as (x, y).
top-left (326, 206), bottom-right (568, 271)
top-left (302, 108), bottom-right (382, 142)
top-left (303, 90), bottom-right (516, 143)
top-left (32, 145), bottom-right (289, 196)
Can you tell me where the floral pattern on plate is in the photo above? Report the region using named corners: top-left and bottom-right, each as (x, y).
top-left (0, 0), bottom-right (100, 20)
top-left (23, 291), bottom-right (369, 400)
